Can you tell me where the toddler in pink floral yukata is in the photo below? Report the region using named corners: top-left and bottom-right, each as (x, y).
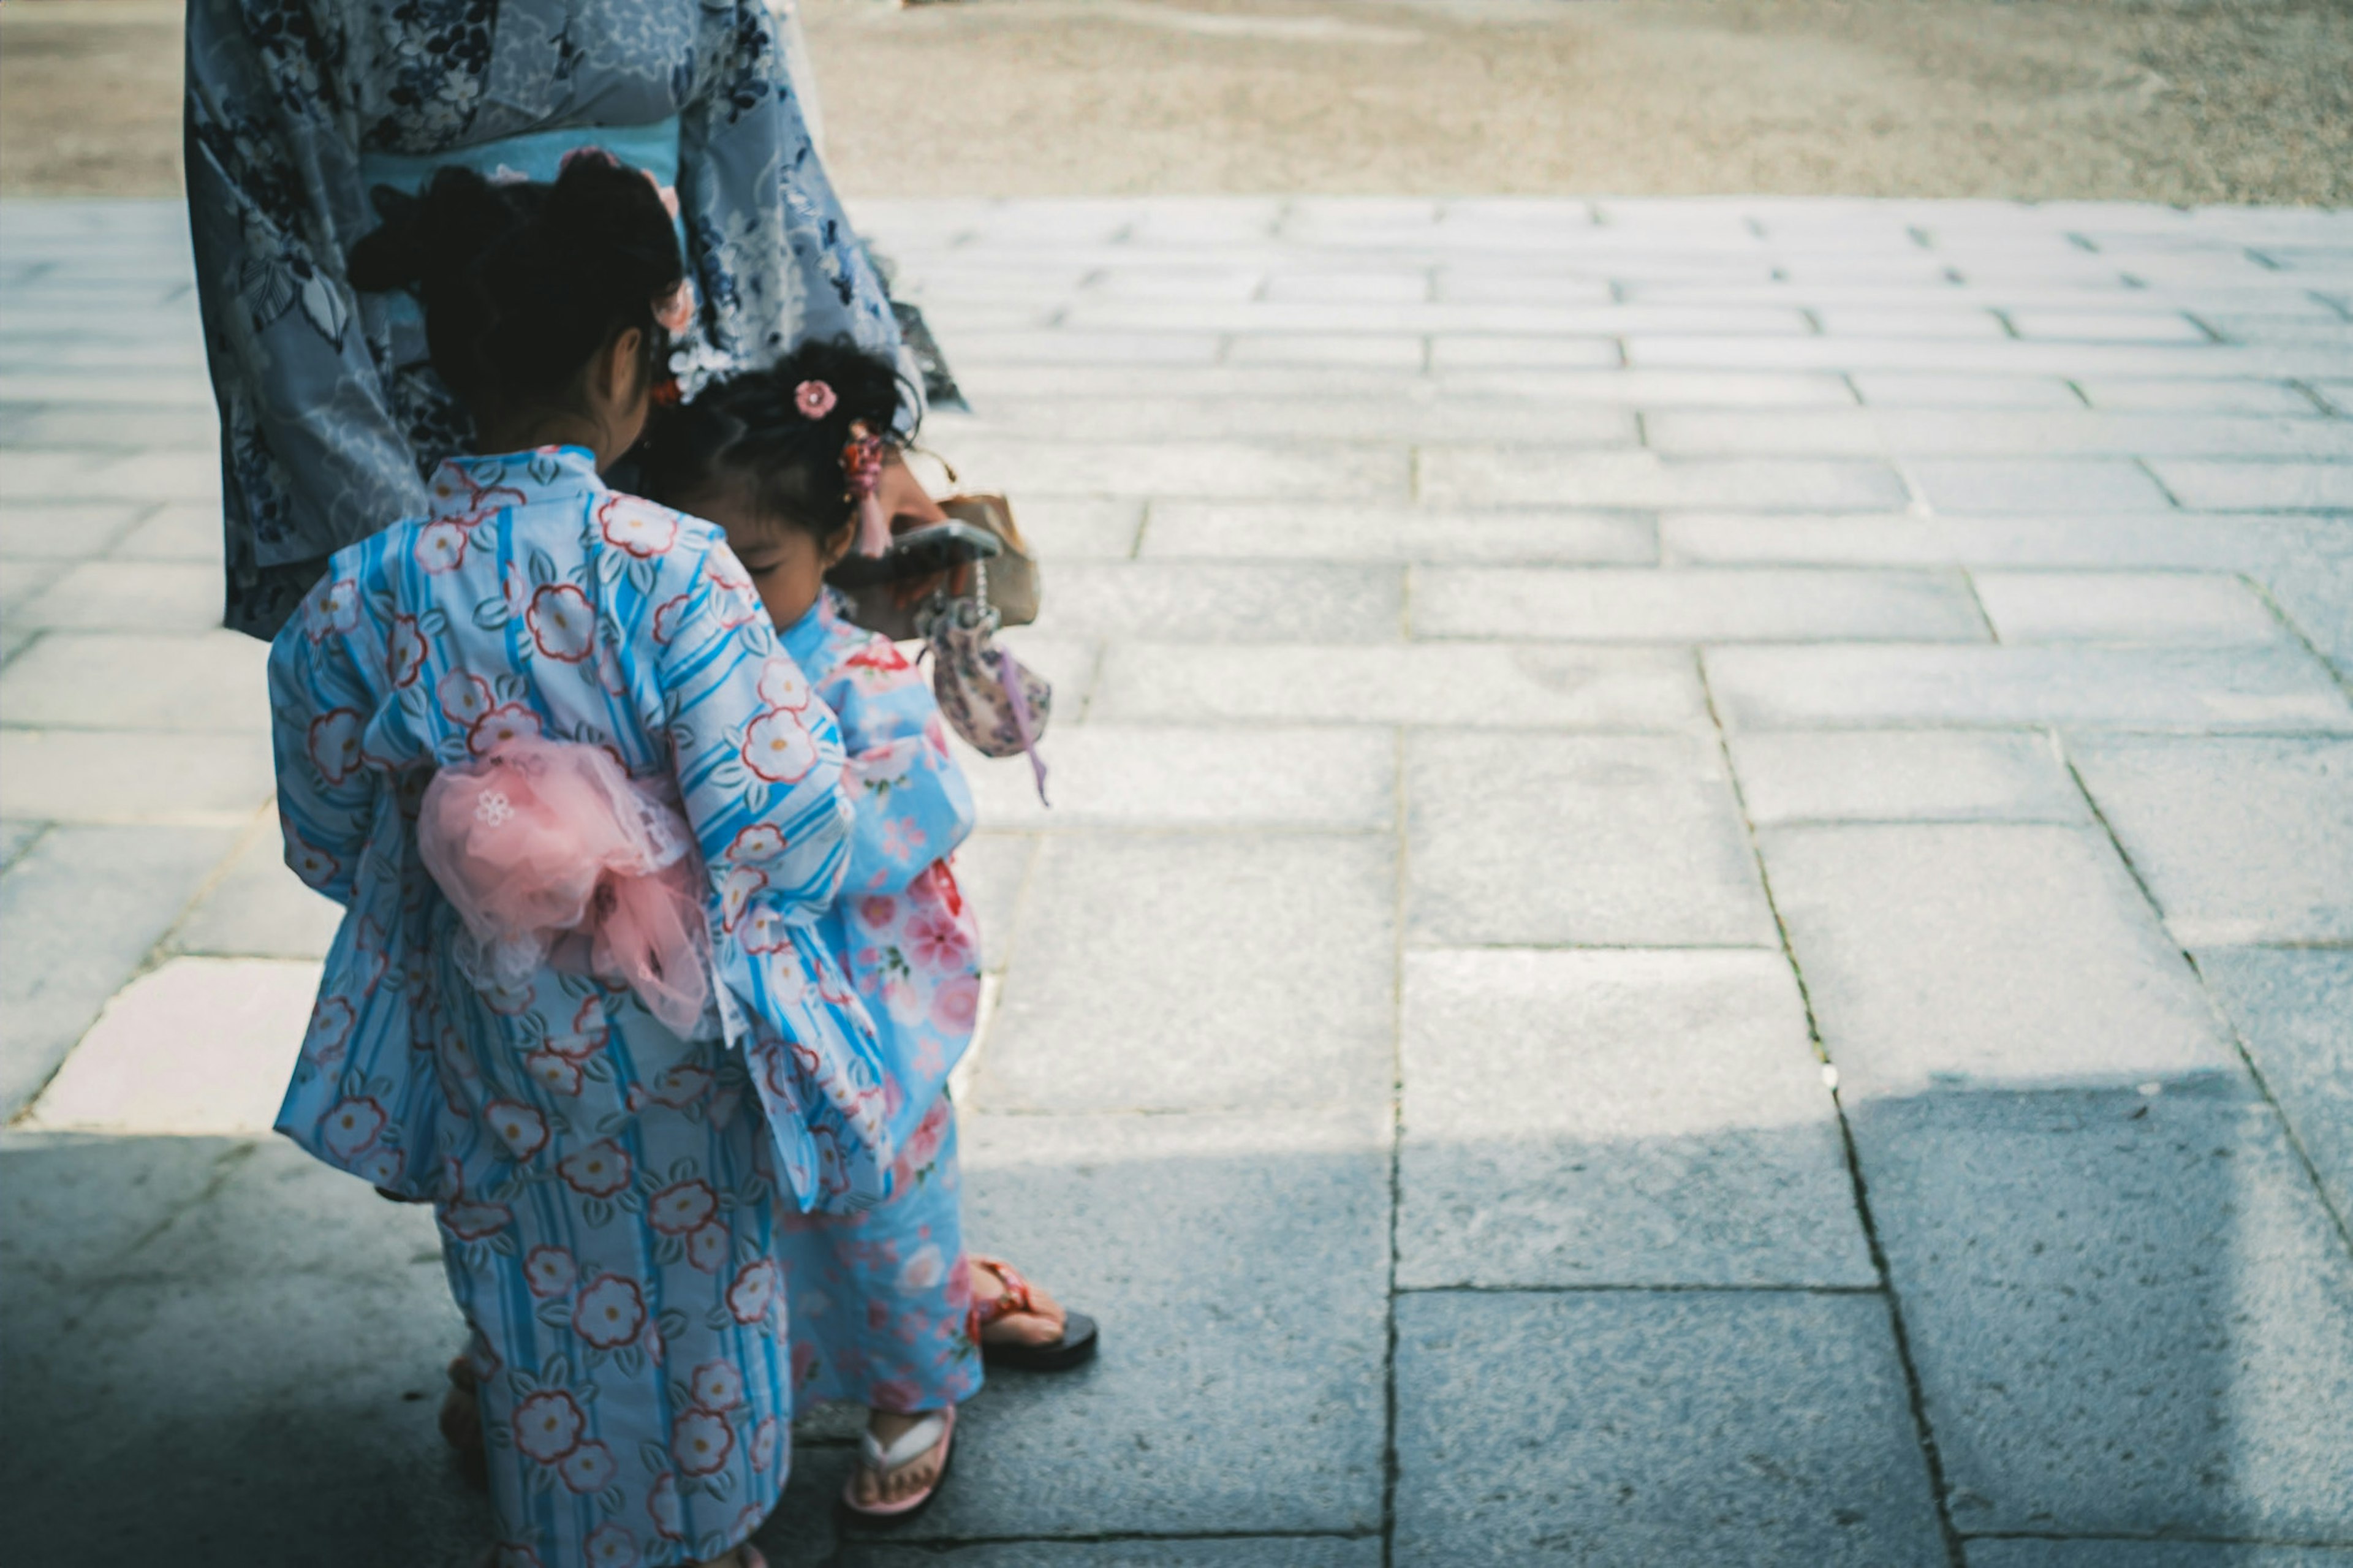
top-left (646, 339), bottom-right (1097, 1522)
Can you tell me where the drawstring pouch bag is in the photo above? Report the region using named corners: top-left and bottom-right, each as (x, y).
top-left (416, 736), bottom-right (713, 1034)
top-left (916, 543), bottom-right (1053, 803)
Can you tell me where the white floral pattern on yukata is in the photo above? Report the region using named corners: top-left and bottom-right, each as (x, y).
top-left (188, 0), bottom-right (906, 637)
top-left (267, 445), bottom-right (912, 1567)
top-left (771, 592), bottom-right (988, 1415)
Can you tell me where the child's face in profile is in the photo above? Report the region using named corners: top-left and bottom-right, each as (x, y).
top-left (691, 490), bottom-right (851, 632)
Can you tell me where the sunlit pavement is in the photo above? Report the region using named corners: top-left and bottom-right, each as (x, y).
top-left (3, 196), bottom-right (2349, 1565)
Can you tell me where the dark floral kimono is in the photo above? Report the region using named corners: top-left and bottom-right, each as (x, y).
top-left (186, 0), bottom-right (905, 637)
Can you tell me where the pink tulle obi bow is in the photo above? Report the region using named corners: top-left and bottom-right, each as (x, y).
top-left (417, 737), bottom-right (713, 1036)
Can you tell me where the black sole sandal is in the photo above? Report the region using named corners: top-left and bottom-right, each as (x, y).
top-left (969, 1255), bottom-right (1101, 1372)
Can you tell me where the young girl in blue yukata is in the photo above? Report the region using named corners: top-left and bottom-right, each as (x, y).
top-left (267, 152), bottom-right (1086, 1568)
top-left (643, 343), bottom-right (1103, 1518)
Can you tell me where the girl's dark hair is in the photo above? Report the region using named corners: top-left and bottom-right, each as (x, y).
top-left (348, 154), bottom-right (684, 422)
top-left (642, 339), bottom-right (915, 541)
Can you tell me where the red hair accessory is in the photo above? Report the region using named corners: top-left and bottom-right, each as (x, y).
top-left (843, 421), bottom-right (891, 557)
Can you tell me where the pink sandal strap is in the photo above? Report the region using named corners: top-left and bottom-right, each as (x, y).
top-left (966, 1254), bottom-right (1036, 1329)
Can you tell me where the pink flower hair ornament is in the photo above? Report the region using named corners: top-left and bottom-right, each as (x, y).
top-left (653, 280), bottom-right (696, 338)
top-left (795, 379), bottom-right (838, 420)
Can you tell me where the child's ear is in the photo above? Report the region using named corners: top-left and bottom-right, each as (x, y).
top-left (819, 522), bottom-right (858, 567)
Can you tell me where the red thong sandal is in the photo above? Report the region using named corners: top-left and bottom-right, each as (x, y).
top-left (969, 1254), bottom-right (1099, 1373)
top-left (839, 1406), bottom-right (957, 1525)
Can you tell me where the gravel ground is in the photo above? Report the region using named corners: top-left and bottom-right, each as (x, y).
top-left (3, 0), bottom-right (2347, 203)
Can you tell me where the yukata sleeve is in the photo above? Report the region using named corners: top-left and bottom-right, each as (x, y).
top-left (674, 0), bottom-right (921, 430)
top-left (821, 635), bottom-right (977, 897)
top-left (266, 578), bottom-right (383, 907)
top-left (654, 545), bottom-right (903, 1213)
top-left (185, 0), bottom-right (428, 635)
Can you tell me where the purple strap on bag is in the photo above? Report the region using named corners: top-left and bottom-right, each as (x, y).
top-left (996, 651), bottom-right (1049, 806)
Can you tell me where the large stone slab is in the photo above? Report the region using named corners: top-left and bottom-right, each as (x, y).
top-left (974, 833), bottom-right (1394, 1113)
top-left (826, 1541), bottom-right (1380, 1568)
top-left (2195, 946), bottom-right (2353, 1224)
top-left (170, 828), bottom-right (344, 958)
top-left (876, 1108), bottom-right (1391, 1540)
top-left (1094, 642), bottom-right (1710, 730)
top-left (1850, 1085), bottom-right (2353, 1541)
top-left (2067, 738), bottom-right (2353, 945)
top-left (0, 629), bottom-right (270, 731)
top-left (1972, 570), bottom-right (2282, 646)
top-left (21, 956), bottom-right (317, 1134)
top-left (1728, 730), bottom-right (2088, 824)
top-left (1140, 501), bottom-right (1653, 564)
top-left (1399, 949), bottom-right (1872, 1288)
top-left (0, 727), bottom-right (275, 825)
top-left (1414, 566), bottom-right (1985, 643)
top-left (1417, 449), bottom-right (1908, 511)
top-left (1968, 1543), bottom-right (2353, 1568)
top-left (964, 724), bottom-right (1394, 831)
top-left (0, 1134), bottom-right (487, 1566)
top-left (1037, 562), bottom-right (1403, 644)
top-left (0, 823), bottom-right (241, 1117)
top-left (1406, 732), bottom-right (1775, 947)
top-left (1707, 644), bottom-right (2353, 733)
top-left (1392, 1290), bottom-right (1947, 1566)
top-left (1758, 824), bottom-right (2237, 1098)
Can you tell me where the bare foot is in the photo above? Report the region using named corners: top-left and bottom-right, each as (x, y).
top-left (968, 1256), bottom-right (1066, 1349)
top-left (851, 1408), bottom-right (952, 1510)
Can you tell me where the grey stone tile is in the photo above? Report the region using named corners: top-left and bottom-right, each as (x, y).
top-left (1852, 1085), bottom-right (2353, 1540)
top-left (170, 830), bottom-right (343, 960)
top-left (107, 502), bottom-right (223, 563)
top-left (950, 831), bottom-right (1035, 974)
top-left (995, 494), bottom-right (1142, 560)
top-left (2006, 308), bottom-right (2210, 343)
top-left (7, 403), bottom-right (217, 449)
top-left (1438, 366), bottom-right (1857, 407)
top-left (1, 449), bottom-right (221, 505)
top-left (1759, 824), bottom-right (2237, 1099)
top-left (967, 724), bottom-right (1394, 831)
top-left (0, 631), bottom-right (271, 732)
top-left (1226, 332), bottom-right (1425, 368)
top-left (2069, 737), bottom-right (2353, 945)
top-left (944, 330), bottom-right (1224, 366)
top-left (832, 1542), bottom-right (1380, 1568)
top-left (1414, 566), bottom-right (1985, 643)
top-left (1425, 336), bottom-right (1629, 369)
top-left (1038, 562), bottom-right (1403, 644)
top-left (976, 394), bottom-right (1633, 445)
top-left (0, 558), bottom-right (64, 614)
top-left (17, 559), bottom-right (221, 632)
top-left (1849, 372), bottom-right (2083, 409)
top-left (1910, 458), bottom-right (2175, 512)
top-left (1400, 949), bottom-right (1872, 1288)
top-left (0, 819), bottom-right (43, 870)
top-left (1141, 502), bottom-right (1655, 564)
top-left (1968, 1544), bottom-right (2353, 1568)
top-left (1975, 570), bottom-right (2282, 645)
top-left (2074, 378), bottom-right (2330, 414)
top-left (881, 1107), bottom-right (1391, 1538)
top-left (2148, 460), bottom-right (2353, 510)
top-left (0, 501), bottom-right (148, 560)
top-left (948, 436), bottom-right (1409, 500)
top-left (0, 729), bottom-right (275, 825)
top-left (2196, 946), bottom-right (2353, 1225)
top-left (0, 1135), bottom-right (488, 1566)
top-left (1406, 732), bottom-right (1776, 947)
top-left (0, 824), bottom-right (241, 1116)
top-left (1392, 1291), bottom-right (1947, 1567)
top-left (1418, 449), bottom-right (1908, 510)
top-left (1707, 644), bottom-right (2353, 733)
top-left (976, 834), bottom-right (1394, 1113)
top-left (1664, 510), bottom-right (2275, 570)
top-left (1729, 730), bottom-right (2088, 824)
top-left (1097, 642), bottom-right (1711, 730)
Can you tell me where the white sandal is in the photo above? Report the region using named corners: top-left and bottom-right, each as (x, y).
top-left (838, 1405), bottom-right (957, 1524)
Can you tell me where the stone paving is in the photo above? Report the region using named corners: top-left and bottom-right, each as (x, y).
top-left (2, 195), bottom-right (2351, 1566)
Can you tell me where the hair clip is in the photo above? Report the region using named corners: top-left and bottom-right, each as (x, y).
top-left (654, 280), bottom-right (696, 337)
top-left (795, 379), bottom-right (837, 420)
top-left (843, 422), bottom-right (892, 557)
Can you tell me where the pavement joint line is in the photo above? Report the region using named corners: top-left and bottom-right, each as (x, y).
top-left (1961, 1529), bottom-right (2353, 1550)
top-left (1379, 722), bottom-right (1406, 1568)
top-left (2053, 737), bottom-right (2353, 1260)
top-left (1696, 646), bottom-right (1970, 1568)
top-left (2240, 569), bottom-right (2353, 702)
top-left (840, 1527), bottom-right (1385, 1549)
top-left (1396, 1282), bottom-right (1887, 1297)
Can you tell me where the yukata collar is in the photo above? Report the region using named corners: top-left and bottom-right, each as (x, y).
top-left (775, 591), bottom-right (841, 670)
top-left (426, 445), bottom-right (607, 519)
